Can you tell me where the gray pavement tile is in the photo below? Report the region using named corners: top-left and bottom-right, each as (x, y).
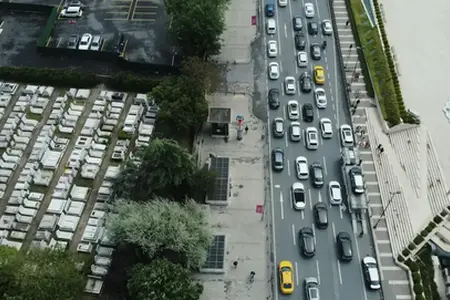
top-left (379, 256), bottom-right (396, 267)
top-left (366, 183), bottom-right (381, 194)
top-left (373, 218), bottom-right (387, 229)
top-left (377, 242), bottom-right (393, 254)
top-left (362, 163), bottom-right (375, 172)
top-left (360, 152), bottom-right (373, 161)
top-left (370, 206), bottom-right (383, 216)
top-left (364, 173), bottom-right (378, 182)
top-left (382, 270), bottom-right (409, 282)
top-left (374, 230), bottom-right (390, 241)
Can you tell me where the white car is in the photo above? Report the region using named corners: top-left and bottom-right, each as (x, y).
top-left (78, 33), bottom-right (93, 50)
top-left (297, 51), bottom-right (308, 68)
top-left (328, 181), bottom-right (342, 205)
top-left (340, 124), bottom-right (354, 146)
top-left (296, 156), bottom-right (309, 180)
top-left (322, 20), bottom-right (333, 35)
top-left (290, 122), bottom-right (301, 142)
top-left (267, 40), bottom-right (278, 58)
top-left (314, 88), bottom-right (327, 109)
top-left (319, 118), bottom-right (333, 138)
top-left (304, 3), bottom-right (315, 18)
top-left (60, 6), bottom-right (83, 18)
top-left (284, 76), bottom-right (296, 95)
top-left (292, 182), bottom-right (306, 210)
top-left (362, 256), bottom-right (381, 290)
top-left (90, 35), bottom-right (103, 51)
top-left (287, 100), bottom-right (299, 120)
top-left (278, 0), bottom-right (287, 7)
top-left (266, 19), bottom-right (276, 34)
top-left (306, 127), bottom-right (319, 150)
top-left (268, 62), bottom-right (280, 80)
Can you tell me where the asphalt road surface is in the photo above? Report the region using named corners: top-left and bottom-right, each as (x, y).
top-left (261, 0), bottom-right (384, 299)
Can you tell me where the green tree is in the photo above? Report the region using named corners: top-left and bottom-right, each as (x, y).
top-left (180, 56), bottom-right (221, 93)
top-left (128, 260), bottom-right (203, 300)
top-left (164, 0), bottom-right (229, 57)
top-left (107, 198), bottom-right (212, 268)
top-left (151, 76), bottom-right (208, 135)
top-left (112, 138), bottom-right (199, 201)
top-left (0, 247), bottom-right (84, 300)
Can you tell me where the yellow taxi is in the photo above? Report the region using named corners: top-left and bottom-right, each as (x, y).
top-left (278, 260), bottom-right (294, 294)
top-left (314, 65), bottom-right (325, 85)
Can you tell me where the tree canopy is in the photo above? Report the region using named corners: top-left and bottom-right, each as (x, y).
top-left (107, 198), bottom-right (212, 268)
top-left (127, 259), bottom-right (203, 300)
top-left (164, 0), bottom-right (229, 57)
top-left (112, 137), bottom-right (205, 201)
top-left (0, 247), bottom-right (84, 300)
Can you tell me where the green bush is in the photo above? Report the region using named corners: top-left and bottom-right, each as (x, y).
top-left (434, 215), bottom-right (443, 224)
top-left (397, 255), bottom-right (404, 262)
top-left (415, 295), bottom-right (425, 300)
top-left (38, 7), bottom-right (58, 47)
top-left (0, 67), bottom-right (162, 92)
top-left (420, 230), bottom-right (428, 237)
top-left (407, 243), bottom-right (416, 251)
top-left (402, 249), bottom-right (411, 257)
top-left (409, 263), bottom-right (419, 272)
top-left (428, 222), bottom-right (437, 229)
top-left (413, 284), bottom-right (423, 294)
top-left (432, 291), bottom-right (441, 300)
top-left (412, 272), bottom-right (421, 283)
top-left (414, 235), bottom-right (424, 245)
top-left (404, 258), bottom-right (413, 267)
top-left (441, 210), bottom-right (448, 217)
top-left (425, 225), bottom-right (434, 233)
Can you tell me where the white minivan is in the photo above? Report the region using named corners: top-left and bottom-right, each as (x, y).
top-left (266, 19), bottom-right (276, 34)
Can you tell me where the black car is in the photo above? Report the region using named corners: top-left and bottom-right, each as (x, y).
top-left (268, 88), bottom-right (280, 109)
top-left (337, 232), bottom-right (353, 262)
top-left (308, 22), bottom-right (319, 35)
top-left (272, 118), bottom-right (285, 138)
top-left (265, 4), bottom-right (275, 17)
top-left (294, 34), bottom-right (306, 50)
top-left (293, 16), bottom-right (303, 31)
top-left (67, 34), bottom-right (79, 49)
top-left (310, 43), bottom-right (321, 60)
top-left (302, 103), bottom-right (314, 122)
top-left (271, 148), bottom-right (284, 172)
top-left (314, 203), bottom-right (328, 229)
top-left (300, 72), bottom-right (312, 93)
top-left (310, 162), bottom-right (324, 188)
top-left (112, 32), bottom-right (125, 55)
top-left (299, 227), bottom-right (315, 258)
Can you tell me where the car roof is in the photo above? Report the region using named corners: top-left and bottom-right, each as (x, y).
top-left (291, 121), bottom-right (300, 127)
top-left (363, 256), bottom-right (377, 264)
top-left (293, 182), bottom-right (304, 189)
top-left (296, 156), bottom-right (307, 163)
top-left (341, 124), bottom-right (351, 130)
top-left (288, 100), bottom-right (298, 105)
top-left (301, 226), bottom-right (313, 234)
top-left (338, 232), bottom-right (350, 239)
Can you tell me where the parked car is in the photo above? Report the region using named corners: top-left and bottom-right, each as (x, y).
top-left (340, 124), bottom-right (354, 146)
top-left (269, 62), bottom-right (280, 80)
top-left (267, 40), bottom-right (278, 58)
top-left (304, 277), bottom-right (320, 300)
top-left (362, 256), bottom-right (381, 290)
top-left (322, 20), bottom-right (333, 35)
top-left (78, 33), bottom-right (93, 50)
top-left (60, 6), bottom-right (83, 18)
top-left (293, 16), bottom-right (303, 31)
top-left (67, 34), bottom-right (79, 49)
top-left (90, 35), bottom-right (103, 51)
top-left (272, 118), bottom-right (285, 138)
top-left (268, 88), bottom-right (280, 109)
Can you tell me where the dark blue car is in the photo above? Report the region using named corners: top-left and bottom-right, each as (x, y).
top-left (265, 4), bottom-right (275, 17)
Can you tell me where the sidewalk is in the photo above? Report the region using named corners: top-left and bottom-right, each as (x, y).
top-left (194, 94), bottom-right (271, 300)
top-left (213, 0), bottom-right (258, 64)
top-left (332, 0), bottom-right (413, 299)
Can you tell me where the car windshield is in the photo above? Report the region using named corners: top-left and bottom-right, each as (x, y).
top-left (275, 152), bottom-right (283, 162)
top-left (303, 235), bottom-right (313, 249)
top-left (314, 168), bottom-right (322, 178)
top-left (283, 283), bottom-right (292, 288)
top-left (309, 288), bottom-right (318, 298)
top-left (309, 133), bottom-right (317, 142)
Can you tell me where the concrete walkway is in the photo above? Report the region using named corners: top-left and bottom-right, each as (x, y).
top-left (194, 94), bottom-right (270, 300)
top-left (333, 1), bottom-right (413, 299)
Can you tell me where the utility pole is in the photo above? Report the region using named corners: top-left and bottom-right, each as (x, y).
top-left (373, 191), bottom-right (401, 229)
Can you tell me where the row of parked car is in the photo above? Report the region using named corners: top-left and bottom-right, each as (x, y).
top-left (67, 33), bottom-right (103, 50)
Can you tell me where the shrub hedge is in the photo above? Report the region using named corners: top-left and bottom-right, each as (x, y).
top-left (413, 235), bottom-right (424, 245)
top-left (433, 215), bottom-right (443, 224)
top-left (348, 0), bottom-right (404, 126)
top-left (0, 67), bottom-right (161, 92)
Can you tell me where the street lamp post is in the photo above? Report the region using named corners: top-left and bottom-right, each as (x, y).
top-left (373, 191), bottom-right (401, 229)
top-left (344, 44), bottom-right (353, 69)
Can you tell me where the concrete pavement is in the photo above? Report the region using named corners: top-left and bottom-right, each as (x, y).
top-left (194, 94), bottom-right (270, 300)
top-left (261, 0), bottom-right (381, 299)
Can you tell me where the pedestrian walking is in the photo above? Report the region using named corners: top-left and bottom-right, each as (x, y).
top-left (249, 271), bottom-right (256, 283)
top-left (351, 108), bottom-right (356, 115)
top-left (355, 99), bottom-right (360, 107)
top-left (233, 261), bottom-right (238, 268)
top-left (379, 147), bottom-right (384, 154)
top-left (376, 144), bottom-right (382, 150)
top-left (359, 231), bottom-right (364, 237)
top-left (346, 20), bottom-right (350, 27)
top-left (245, 126), bottom-right (249, 134)
top-left (358, 159), bottom-right (362, 166)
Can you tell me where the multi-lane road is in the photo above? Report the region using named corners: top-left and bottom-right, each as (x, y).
top-left (261, 0), bottom-right (384, 299)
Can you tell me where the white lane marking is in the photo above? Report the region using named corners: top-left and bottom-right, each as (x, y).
top-left (283, 105), bottom-right (287, 119)
top-left (316, 260), bottom-right (321, 284)
top-left (316, 107), bottom-right (320, 119)
top-left (332, 221), bottom-right (337, 238)
top-left (280, 190), bottom-right (285, 219)
top-left (275, 184), bottom-right (281, 188)
top-left (302, 129), bottom-right (306, 147)
top-left (314, 0), bottom-right (321, 23)
top-left (318, 192), bottom-right (322, 203)
top-left (292, 224), bottom-right (296, 245)
top-left (284, 23), bottom-right (288, 38)
top-left (308, 188), bottom-right (313, 210)
top-left (311, 223), bottom-right (316, 244)
top-left (285, 133), bottom-right (289, 147)
top-left (301, 210), bottom-right (305, 219)
top-left (320, 136), bottom-right (323, 145)
top-left (354, 231), bottom-right (369, 300)
top-left (280, 61), bottom-right (283, 73)
top-left (287, 159), bottom-right (291, 176)
top-left (275, 11), bottom-right (283, 58)
top-left (337, 260), bottom-right (343, 284)
top-left (295, 261), bottom-right (300, 286)
top-left (340, 205), bottom-right (344, 219)
top-left (322, 156), bottom-right (328, 176)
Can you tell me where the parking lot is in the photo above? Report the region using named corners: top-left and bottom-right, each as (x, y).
top-left (47, 0), bottom-right (177, 65)
top-left (0, 80), bottom-right (158, 294)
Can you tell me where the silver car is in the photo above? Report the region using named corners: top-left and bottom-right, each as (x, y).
top-left (314, 88), bottom-right (327, 108)
top-left (304, 277), bottom-right (320, 300)
top-left (319, 118), bottom-right (333, 138)
top-left (297, 51), bottom-right (308, 68)
top-left (328, 181), bottom-right (342, 205)
top-left (268, 62), bottom-right (280, 80)
top-left (290, 122), bottom-right (301, 142)
top-left (90, 35), bottom-right (103, 51)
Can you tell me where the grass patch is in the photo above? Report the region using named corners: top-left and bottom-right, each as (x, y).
top-left (348, 0), bottom-right (400, 126)
top-left (25, 108), bottom-right (43, 121)
top-left (29, 184), bottom-right (49, 194)
top-left (74, 175), bottom-right (95, 188)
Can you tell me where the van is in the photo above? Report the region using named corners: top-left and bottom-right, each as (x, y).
top-left (266, 19), bottom-right (276, 35)
top-left (112, 32), bottom-right (125, 55)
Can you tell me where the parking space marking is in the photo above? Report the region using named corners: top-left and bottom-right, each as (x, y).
top-left (131, 0), bottom-right (157, 21)
top-left (104, 0), bottom-right (133, 20)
